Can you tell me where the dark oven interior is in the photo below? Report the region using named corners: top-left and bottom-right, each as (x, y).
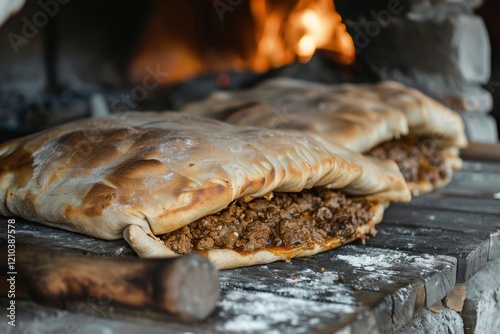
top-left (0, 0), bottom-right (498, 143)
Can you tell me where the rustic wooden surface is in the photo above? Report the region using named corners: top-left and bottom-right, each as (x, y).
top-left (360, 222), bottom-right (489, 283)
top-left (382, 206), bottom-right (500, 261)
top-left (1, 160), bottom-right (499, 333)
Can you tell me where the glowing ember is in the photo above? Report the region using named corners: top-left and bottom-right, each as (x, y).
top-left (131, 0), bottom-right (355, 85)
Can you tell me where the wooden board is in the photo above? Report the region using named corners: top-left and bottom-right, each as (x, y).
top-left (460, 142), bottom-right (500, 162)
top-left (206, 289), bottom-right (388, 334)
top-left (445, 161), bottom-right (500, 194)
top-left (383, 206), bottom-right (500, 261)
top-left (361, 224), bottom-right (489, 283)
top-left (0, 218), bottom-right (136, 257)
top-left (218, 245), bottom-right (455, 331)
top-left (0, 217), bottom-right (457, 333)
top-left (404, 193), bottom-right (500, 216)
top-left (461, 160), bottom-right (500, 174)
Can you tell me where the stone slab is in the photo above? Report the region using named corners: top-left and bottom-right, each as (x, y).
top-left (462, 113), bottom-right (499, 143)
top-left (462, 258), bottom-right (500, 334)
top-left (395, 307), bottom-right (464, 334)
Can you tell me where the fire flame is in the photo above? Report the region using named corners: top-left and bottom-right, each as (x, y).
top-left (131, 0), bottom-right (355, 84)
top-left (251, 0), bottom-right (355, 71)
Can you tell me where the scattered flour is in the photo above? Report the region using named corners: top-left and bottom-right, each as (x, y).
top-left (335, 250), bottom-right (439, 273)
top-left (216, 290), bottom-right (357, 334)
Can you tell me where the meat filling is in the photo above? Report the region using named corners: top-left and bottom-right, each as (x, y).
top-left (160, 189), bottom-right (374, 254)
top-left (367, 137), bottom-right (448, 185)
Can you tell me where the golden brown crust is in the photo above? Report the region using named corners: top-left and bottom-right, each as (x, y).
top-left (0, 112), bottom-right (410, 246)
top-left (345, 81), bottom-right (468, 150)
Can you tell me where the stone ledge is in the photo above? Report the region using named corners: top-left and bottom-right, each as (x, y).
top-left (348, 13), bottom-right (491, 85)
top-left (395, 306), bottom-right (464, 334)
top-left (410, 0), bottom-right (483, 12)
top-left (462, 113), bottom-right (499, 143)
top-left (397, 258), bottom-right (500, 334)
top-left (408, 0), bottom-right (483, 21)
top-left (462, 258), bottom-right (500, 334)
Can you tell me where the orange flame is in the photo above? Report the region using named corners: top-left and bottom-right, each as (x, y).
top-left (251, 0), bottom-right (355, 71)
top-left (131, 0), bottom-right (355, 85)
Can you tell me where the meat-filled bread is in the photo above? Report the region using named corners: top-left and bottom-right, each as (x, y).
top-left (0, 112), bottom-right (410, 269)
top-left (183, 78), bottom-right (467, 195)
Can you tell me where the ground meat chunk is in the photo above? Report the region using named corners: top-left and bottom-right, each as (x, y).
top-left (367, 136), bottom-right (448, 185)
top-left (160, 189), bottom-right (374, 254)
top-left (237, 223), bottom-right (271, 251)
top-left (279, 218), bottom-right (312, 247)
top-left (162, 226), bottom-right (193, 254)
top-left (333, 211), bottom-right (357, 239)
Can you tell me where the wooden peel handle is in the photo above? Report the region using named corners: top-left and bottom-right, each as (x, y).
top-left (0, 241), bottom-right (219, 321)
top-left (461, 142), bottom-right (500, 162)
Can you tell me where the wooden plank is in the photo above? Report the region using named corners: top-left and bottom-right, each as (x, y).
top-left (0, 218), bottom-right (136, 257)
top-left (2, 218), bottom-right (453, 332)
top-left (403, 193), bottom-right (500, 216)
top-left (221, 245), bottom-right (452, 324)
top-left (446, 165), bottom-right (500, 194)
top-left (362, 224), bottom-right (489, 283)
top-left (1, 219), bottom-right (391, 332)
top-left (460, 160), bottom-right (500, 173)
top-left (300, 251), bottom-right (426, 330)
top-left (389, 279), bottom-right (425, 332)
top-left (0, 299), bottom-right (187, 334)
top-left (4, 295), bottom-right (378, 334)
top-left (438, 187), bottom-right (500, 201)
top-left (219, 268), bottom-right (396, 334)
top-left (329, 246), bottom-right (455, 309)
top-left (460, 143), bottom-right (500, 162)
top-left (383, 205), bottom-right (500, 260)
top-left (219, 257), bottom-right (393, 333)
top-left (204, 289), bottom-right (384, 334)
top-left (2, 219), bottom-right (385, 333)
top-left (385, 205), bottom-right (500, 230)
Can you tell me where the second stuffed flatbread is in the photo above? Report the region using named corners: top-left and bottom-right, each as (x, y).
top-left (183, 78), bottom-right (467, 195)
